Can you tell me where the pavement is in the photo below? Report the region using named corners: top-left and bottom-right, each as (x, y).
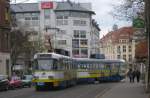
top-left (100, 79), bottom-right (149, 98)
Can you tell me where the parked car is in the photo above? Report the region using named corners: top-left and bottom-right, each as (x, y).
top-left (0, 75), bottom-right (9, 91)
top-left (21, 75), bottom-right (33, 87)
top-left (9, 76), bottom-right (22, 89)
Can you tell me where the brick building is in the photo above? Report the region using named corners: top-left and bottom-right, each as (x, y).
top-left (100, 27), bottom-right (135, 65)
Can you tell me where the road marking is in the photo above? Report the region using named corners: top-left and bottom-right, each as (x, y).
top-left (95, 87), bottom-right (111, 98)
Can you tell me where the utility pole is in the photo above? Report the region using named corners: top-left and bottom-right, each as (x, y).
top-left (145, 0), bottom-right (150, 93)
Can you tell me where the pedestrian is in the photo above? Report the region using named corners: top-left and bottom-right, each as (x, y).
top-left (132, 70), bottom-right (136, 83)
top-left (127, 68), bottom-right (134, 83)
top-left (135, 69), bottom-right (141, 82)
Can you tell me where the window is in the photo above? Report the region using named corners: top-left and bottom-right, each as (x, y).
top-left (58, 30), bottom-right (66, 34)
top-left (56, 20), bottom-right (68, 25)
top-left (117, 46), bottom-right (121, 53)
top-left (24, 13), bottom-right (31, 17)
top-left (57, 20), bottom-right (63, 25)
top-left (80, 39), bottom-right (88, 47)
top-left (74, 30), bottom-right (86, 38)
top-left (56, 16), bottom-right (68, 19)
top-left (73, 20), bottom-right (87, 26)
top-left (56, 16), bottom-right (63, 19)
top-left (16, 14), bottom-right (23, 19)
top-left (58, 40), bottom-right (67, 45)
top-left (122, 39), bottom-right (127, 43)
top-left (123, 55), bottom-right (126, 60)
top-left (56, 16), bottom-right (68, 26)
top-left (80, 30), bottom-right (86, 38)
top-left (25, 17), bottom-right (31, 20)
top-left (123, 45), bottom-right (126, 52)
top-left (64, 16), bottom-right (68, 19)
top-left (32, 20), bottom-right (39, 26)
top-left (81, 48), bottom-right (88, 58)
top-left (32, 17), bottom-right (38, 20)
top-left (37, 59), bottom-right (54, 70)
top-left (129, 54), bottom-right (132, 62)
top-left (5, 7), bottom-right (9, 21)
top-left (73, 30), bottom-right (80, 38)
top-left (73, 20), bottom-right (80, 26)
top-left (128, 45), bottom-right (132, 52)
top-left (72, 39), bottom-right (79, 48)
top-left (63, 20), bottom-right (68, 25)
top-left (72, 49), bottom-right (79, 57)
top-left (81, 21), bottom-right (86, 25)
top-left (117, 55), bottom-right (121, 59)
top-left (44, 9), bottom-right (50, 19)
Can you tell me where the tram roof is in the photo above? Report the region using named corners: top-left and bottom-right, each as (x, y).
top-left (74, 58), bottom-right (125, 63)
top-left (34, 52), bottom-right (71, 59)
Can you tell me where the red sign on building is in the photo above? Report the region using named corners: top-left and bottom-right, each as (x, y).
top-left (41, 2), bottom-right (53, 9)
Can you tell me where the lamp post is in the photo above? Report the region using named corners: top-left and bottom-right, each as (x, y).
top-left (145, 0), bottom-right (150, 92)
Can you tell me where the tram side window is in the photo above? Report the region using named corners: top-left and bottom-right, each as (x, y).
top-left (89, 64), bottom-right (93, 70)
top-left (99, 64), bottom-right (103, 72)
top-left (63, 59), bottom-right (67, 70)
top-left (66, 60), bottom-right (70, 70)
top-left (80, 64), bottom-right (83, 69)
top-left (94, 63), bottom-right (98, 70)
top-left (73, 62), bottom-right (77, 69)
top-left (68, 60), bottom-right (71, 70)
top-left (78, 64), bottom-right (80, 69)
top-left (84, 64), bottom-right (86, 70)
top-left (33, 59), bottom-right (38, 70)
top-left (59, 59), bottom-right (64, 70)
top-left (96, 63), bottom-right (99, 69)
top-left (87, 64), bottom-right (90, 70)
top-left (53, 60), bottom-right (58, 70)
top-left (71, 60), bottom-right (73, 70)
top-left (94, 64), bottom-right (96, 69)
top-left (57, 60), bottom-right (62, 70)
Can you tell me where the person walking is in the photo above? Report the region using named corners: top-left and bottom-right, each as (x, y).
top-left (135, 69), bottom-right (141, 82)
top-left (127, 69), bottom-right (134, 83)
top-left (132, 70), bottom-right (136, 83)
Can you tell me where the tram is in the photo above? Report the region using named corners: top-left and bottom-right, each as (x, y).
top-left (75, 58), bottom-right (125, 83)
top-left (32, 53), bottom-right (77, 91)
top-left (32, 52), bottom-right (125, 90)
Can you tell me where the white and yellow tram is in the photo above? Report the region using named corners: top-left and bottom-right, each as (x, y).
top-left (32, 52), bottom-right (125, 90)
top-left (75, 58), bottom-right (125, 83)
top-left (32, 53), bottom-right (77, 90)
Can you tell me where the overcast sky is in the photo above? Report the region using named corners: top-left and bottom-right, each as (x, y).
top-left (12, 0), bottom-right (132, 38)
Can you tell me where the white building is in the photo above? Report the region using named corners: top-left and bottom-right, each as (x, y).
top-left (11, 0), bottom-right (100, 58)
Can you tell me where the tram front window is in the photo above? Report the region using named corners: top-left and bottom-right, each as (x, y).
top-left (37, 59), bottom-right (57, 70)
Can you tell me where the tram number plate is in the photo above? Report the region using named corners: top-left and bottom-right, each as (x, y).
top-left (37, 82), bottom-right (44, 86)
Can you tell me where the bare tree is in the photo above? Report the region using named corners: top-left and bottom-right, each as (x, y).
top-left (111, 0), bottom-right (144, 21)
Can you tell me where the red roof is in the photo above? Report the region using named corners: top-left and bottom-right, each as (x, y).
top-left (100, 27), bottom-right (135, 44)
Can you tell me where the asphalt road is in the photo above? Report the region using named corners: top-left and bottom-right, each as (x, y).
top-left (0, 83), bottom-right (117, 98)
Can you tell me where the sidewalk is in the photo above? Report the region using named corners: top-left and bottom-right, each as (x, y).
top-left (100, 79), bottom-right (149, 98)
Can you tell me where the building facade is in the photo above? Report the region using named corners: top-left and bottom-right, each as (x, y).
top-left (100, 27), bottom-right (135, 64)
top-left (11, 1), bottom-right (100, 58)
top-left (0, 0), bottom-right (11, 75)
